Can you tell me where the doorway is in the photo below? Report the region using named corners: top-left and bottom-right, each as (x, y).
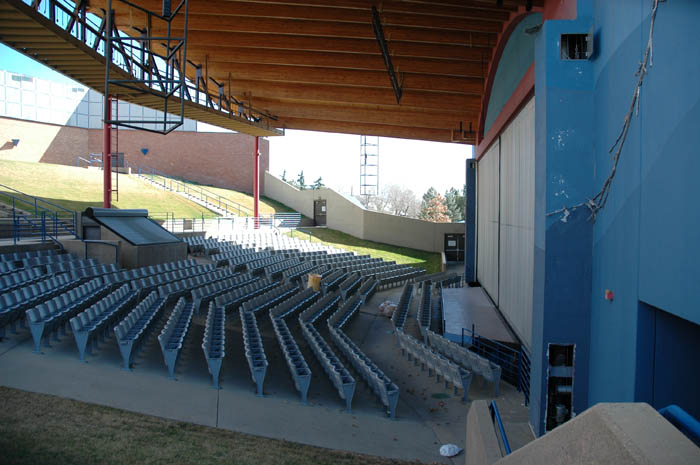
top-left (444, 233), bottom-right (465, 262)
top-left (314, 199), bottom-right (327, 226)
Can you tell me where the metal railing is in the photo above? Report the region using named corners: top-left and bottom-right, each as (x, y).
top-left (137, 165), bottom-right (254, 217)
top-left (461, 325), bottom-right (530, 406)
top-left (150, 213), bottom-right (301, 235)
top-left (489, 400), bottom-right (512, 455)
top-left (659, 405), bottom-right (700, 447)
top-left (0, 184), bottom-right (77, 238)
top-left (24, 0), bottom-right (280, 133)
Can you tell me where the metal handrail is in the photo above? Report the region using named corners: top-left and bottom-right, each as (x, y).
top-left (0, 183), bottom-right (75, 216)
top-left (490, 400), bottom-right (511, 455)
top-left (659, 405), bottom-right (700, 446)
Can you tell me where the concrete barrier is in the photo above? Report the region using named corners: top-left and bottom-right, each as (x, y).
top-left (466, 400), bottom-right (503, 465)
top-left (494, 403), bottom-right (700, 465)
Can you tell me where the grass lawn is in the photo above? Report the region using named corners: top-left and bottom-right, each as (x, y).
top-left (0, 160), bottom-right (217, 218)
top-left (289, 228), bottom-right (442, 274)
top-left (0, 387), bottom-right (422, 465)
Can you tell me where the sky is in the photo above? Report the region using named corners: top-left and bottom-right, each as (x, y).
top-left (1, 43), bottom-right (472, 197)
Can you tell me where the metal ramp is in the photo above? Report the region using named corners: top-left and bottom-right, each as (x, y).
top-left (0, 0), bottom-right (282, 137)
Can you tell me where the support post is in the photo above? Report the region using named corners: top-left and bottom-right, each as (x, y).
top-left (253, 136), bottom-right (260, 228)
top-left (103, 94), bottom-right (112, 208)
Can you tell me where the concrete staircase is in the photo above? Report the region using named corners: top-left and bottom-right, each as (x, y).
top-left (134, 173), bottom-right (230, 217)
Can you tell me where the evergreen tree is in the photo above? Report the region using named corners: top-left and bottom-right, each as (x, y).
top-left (312, 176), bottom-right (324, 189)
top-left (445, 187), bottom-right (465, 222)
top-left (297, 171), bottom-right (306, 190)
top-left (281, 170), bottom-right (287, 182)
top-left (419, 193), bottom-right (451, 222)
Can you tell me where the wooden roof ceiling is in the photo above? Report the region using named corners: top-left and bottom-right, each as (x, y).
top-left (89, 0), bottom-right (541, 144)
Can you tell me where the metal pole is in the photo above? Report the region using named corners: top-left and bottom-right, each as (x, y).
top-left (253, 135), bottom-right (260, 229)
top-left (103, 94), bottom-right (112, 208)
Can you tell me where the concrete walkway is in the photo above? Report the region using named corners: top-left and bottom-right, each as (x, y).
top-left (0, 285), bottom-right (532, 463)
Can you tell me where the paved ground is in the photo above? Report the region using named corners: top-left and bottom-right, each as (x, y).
top-left (0, 273), bottom-right (533, 463)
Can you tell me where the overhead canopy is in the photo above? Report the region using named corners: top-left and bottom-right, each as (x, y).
top-left (87, 0), bottom-right (541, 144)
top-left (85, 208), bottom-right (182, 246)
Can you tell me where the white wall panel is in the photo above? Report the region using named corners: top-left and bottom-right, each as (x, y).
top-left (498, 98), bottom-right (535, 349)
top-left (477, 139), bottom-right (500, 305)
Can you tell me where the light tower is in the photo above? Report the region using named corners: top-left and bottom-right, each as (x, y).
top-left (360, 135), bottom-right (379, 201)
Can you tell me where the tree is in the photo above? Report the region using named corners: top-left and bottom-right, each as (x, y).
top-left (420, 190), bottom-right (451, 222)
top-left (297, 170), bottom-right (306, 190)
top-left (312, 176), bottom-right (324, 189)
top-left (281, 170), bottom-right (287, 182)
top-left (445, 186), bottom-right (465, 222)
top-left (385, 184), bottom-right (419, 217)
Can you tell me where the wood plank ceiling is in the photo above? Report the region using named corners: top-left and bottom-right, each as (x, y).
top-left (89, 0), bottom-right (541, 144)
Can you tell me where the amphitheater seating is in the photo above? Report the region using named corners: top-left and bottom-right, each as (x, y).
top-left (328, 324), bottom-right (400, 419)
top-left (114, 291), bottom-right (167, 370)
top-left (417, 282), bottom-right (432, 341)
top-left (240, 283), bottom-right (299, 314)
top-left (202, 303), bottom-right (226, 388)
top-left (0, 267), bottom-right (45, 293)
top-left (321, 270), bottom-right (348, 294)
top-left (213, 278), bottom-right (277, 312)
top-left (268, 288), bottom-right (320, 403)
top-left (390, 283), bottom-right (414, 330)
top-left (0, 274), bottom-right (77, 337)
top-left (158, 297), bottom-right (195, 379)
top-left (69, 263), bottom-right (120, 283)
top-left (101, 259), bottom-right (197, 289)
top-left (377, 267), bottom-right (425, 290)
top-left (358, 277), bottom-right (378, 303)
top-left (327, 294), bottom-right (363, 329)
top-left (0, 248), bottom-right (58, 262)
top-left (338, 272), bottom-right (362, 301)
top-left (157, 267), bottom-right (239, 303)
top-left (299, 292), bottom-right (342, 324)
top-left (300, 321), bottom-right (356, 412)
top-left (396, 329), bottom-right (473, 401)
top-left (263, 258), bottom-right (301, 279)
top-left (246, 255), bottom-right (289, 276)
top-left (191, 274), bottom-right (258, 313)
top-left (69, 284), bottom-right (138, 362)
top-left (282, 261), bottom-right (317, 284)
top-left (240, 308), bottom-right (267, 396)
top-left (25, 278), bottom-right (107, 353)
top-left (130, 264), bottom-right (215, 297)
top-left (426, 329), bottom-right (502, 396)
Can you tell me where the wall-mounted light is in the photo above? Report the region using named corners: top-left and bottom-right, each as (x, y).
top-left (140, 148), bottom-right (149, 156)
top-left (11, 139), bottom-right (20, 147)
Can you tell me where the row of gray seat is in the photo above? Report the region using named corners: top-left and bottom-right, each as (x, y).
top-left (202, 303), bottom-right (226, 388)
top-left (327, 294), bottom-right (363, 330)
top-left (101, 259), bottom-right (197, 288)
top-left (70, 284), bottom-right (138, 362)
top-left (390, 283), bottom-right (414, 329)
top-left (157, 267), bottom-right (239, 303)
top-left (358, 277), bottom-right (378, 304)
top-left (246, 255), bottom-right (289, 275)
top-left (241, 283), bottom-right (299, 314)
top-left (240, 308), bottom-right (267, 396)
top-left (425, 329), bottom-right (502, 396)
top-left (0, 248), bottom-right (58, 262)
top-left (68, 263), bottom-right (120, 283)
top-left (300, 319), bottom-right (356, 412)
top-left (263, 258), bottom-right (301, 280)
top-left (328, 318), bottom-right (400, 419)
top-left (26, 278), bottom-right (108, 353)
top-left (396, 329), bottom-right (473, 401)
top-left (43, 258), bottom-right (98, 275)
top-left (376, 268), bottom-right (425, 290)
top-left (114, 291), bottom-right (167, 370)
top-left (417, 282), bottom-right (432, 341)
top-left (0, 252), bottom-right (74, 275)
top-left (321, 270), bottom-right (348, 295)
top-left (211, 249), bottom-right (263, 267)
top-left (158, 297), bottom-right (195, 379)
top-left (0, 266), bottom-right (45, 293)
top-left (214, 278), bottom-right (277, 312)
top-left (299, 293), bottom-right (342, 325)
top-left (338, 273), bottom-right (362, 301)
top-left (192, 273), bottom-right (258, 313)
top-left (282, 261), bottom-right (317, 284)
top-left (0, 274), bottom-right (76, 337)
top-left (130, 264), bottom-right (215, 297)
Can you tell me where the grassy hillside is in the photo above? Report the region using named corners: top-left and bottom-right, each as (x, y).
top-left (0, 387), bottom-right (420, 465)
top-left (144, 173), bottom-right (295, 216)
top-left (0, 160), bottom-right (217, 218)
top-left (289, 228), bottom-right (442, 274)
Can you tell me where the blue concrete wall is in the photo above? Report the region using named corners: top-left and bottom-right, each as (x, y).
top-left (483, 13), bottom-right (542, 135)
top-left (465, 159), bottom-right (476, 281)
top-left (588, 0), bottom-right (700, 406)
top-left (531, 11), bottom-right (594, 435)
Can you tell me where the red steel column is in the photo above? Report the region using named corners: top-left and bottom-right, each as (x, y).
top-left (103, 94), bottom-right (112, 208)
top-left (253, 136), bottom-right (260, 228)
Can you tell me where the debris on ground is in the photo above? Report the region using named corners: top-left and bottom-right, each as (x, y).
top-left (439, 444), bottom-right (463, 457)
top-left (378, 300), bottom-right (397, 317)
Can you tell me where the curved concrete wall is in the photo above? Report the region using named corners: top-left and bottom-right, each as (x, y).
top-left (264, 171), bottom-right (462, 253)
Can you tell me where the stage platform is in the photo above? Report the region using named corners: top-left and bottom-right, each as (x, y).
top-left (442, 286), bottom-right (519, 347)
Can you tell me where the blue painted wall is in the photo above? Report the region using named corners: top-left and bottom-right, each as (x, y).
top-left (588, 0), bottom-right (700, 406)
top-left (532, 12), bottom-right (594, 435)
top-left (465, 159), bottom-right (476, 281)
top-left (483, 13), bottom-right (542, 135)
